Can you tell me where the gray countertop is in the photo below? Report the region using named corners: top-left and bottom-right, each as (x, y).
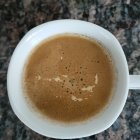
top-left (0, 0), bottom-right (140, 139)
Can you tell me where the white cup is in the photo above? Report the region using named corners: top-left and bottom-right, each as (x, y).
top-left (7, 20), bottom-right (140, 139)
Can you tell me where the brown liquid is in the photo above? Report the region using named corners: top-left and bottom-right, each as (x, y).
top-left (23, 34), bottom-right (114, 123)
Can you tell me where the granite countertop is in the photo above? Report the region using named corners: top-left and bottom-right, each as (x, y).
top-left (0, 0), bottom-right (140, 139)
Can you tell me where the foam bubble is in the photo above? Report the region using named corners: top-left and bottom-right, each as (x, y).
top-left (71, 95), bottom-right (83, 102)
top-left (62, 75), bottom-right (68, 78)
top-left (53, 76), bottom-right (63, 82)
top-left (36, 75), bottom-right (41, 80)
top-left (81, 85), bottom-right (95, 92)
top-left (95, 74), bottom-right (98, 85)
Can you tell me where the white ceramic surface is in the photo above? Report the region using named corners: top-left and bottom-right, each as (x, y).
top-left (7, 20), bottom-right (140, 139)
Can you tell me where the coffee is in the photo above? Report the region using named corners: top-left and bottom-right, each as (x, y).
top-left (23, 34), bottom-right (115, 123)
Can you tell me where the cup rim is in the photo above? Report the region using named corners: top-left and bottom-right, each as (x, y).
top-left (7, 19), bottom-right (129, 139)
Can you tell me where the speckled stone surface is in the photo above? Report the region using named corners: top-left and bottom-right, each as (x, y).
top-left (0, 0), bottom-right (140, 139)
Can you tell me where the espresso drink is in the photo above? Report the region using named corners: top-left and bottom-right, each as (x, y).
top-left (23, 34), bottom-right (114, 122)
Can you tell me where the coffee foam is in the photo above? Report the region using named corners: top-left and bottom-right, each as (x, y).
top-left (23, 34), bottom-right (115, 122)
